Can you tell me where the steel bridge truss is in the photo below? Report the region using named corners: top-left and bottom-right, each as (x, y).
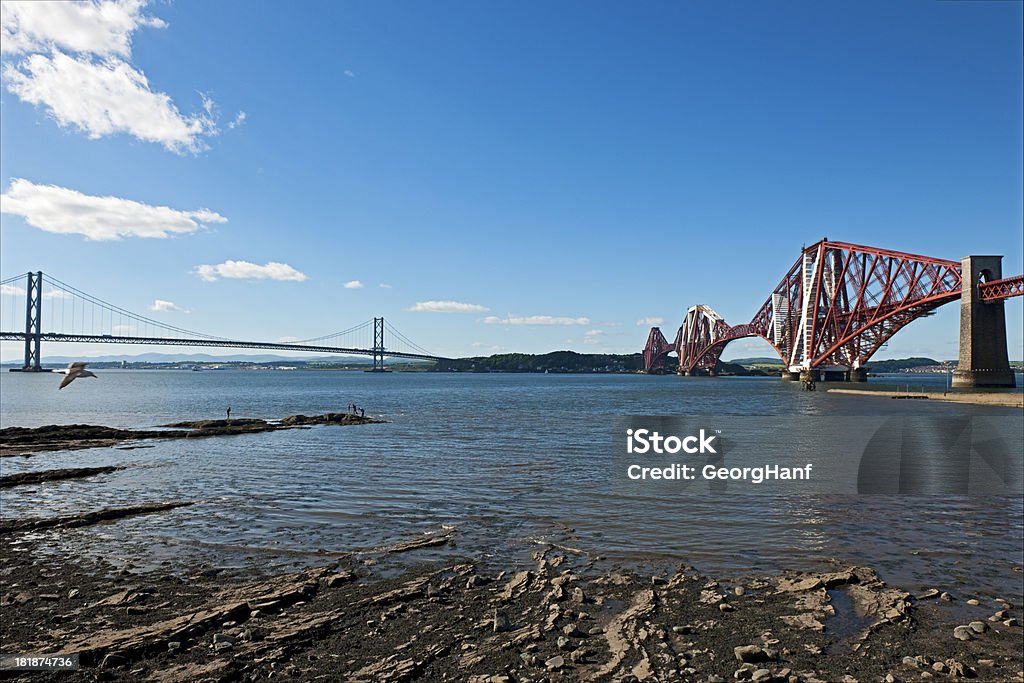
top-left (644, 240), bottom-right (1023, 374)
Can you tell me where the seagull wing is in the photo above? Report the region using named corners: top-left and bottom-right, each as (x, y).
top-left (69, 362), bottom-right (88, 369)
top-left (59, 370), bottom-right (79, 390)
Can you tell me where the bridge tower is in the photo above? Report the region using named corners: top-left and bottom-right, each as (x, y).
top-left (371, 317), bottom-right (386, 372)
top-left (953, 256), bottom-right (1015, 388)
top-left (21, 271), bottom-right (42, 372)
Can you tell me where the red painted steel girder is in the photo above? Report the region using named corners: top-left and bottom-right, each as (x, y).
top-left (676, 240), bottom-right (969, 372)
top-left (662, 240), bottom-right (1021, 374)
top-left (642, 327), bottom-right (673, 373)
top-left (979, 275), bottom-right (1024, 301)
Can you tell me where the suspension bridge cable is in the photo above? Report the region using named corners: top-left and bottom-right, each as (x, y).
top-left (384, 322), bottom-right (434, 356)
top-left (42, 274), bottom-right (232, 340)
top-left (292, 320), bottom-right (374, 344)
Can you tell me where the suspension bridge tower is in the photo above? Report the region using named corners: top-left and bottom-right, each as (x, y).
top-left (20, 271), bottom-right (43, 372)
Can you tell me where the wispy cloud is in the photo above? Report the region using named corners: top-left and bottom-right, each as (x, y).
top-left (379, 283), bottom-right (392, 289)
top-left (409, 300), bottom-right (489, 313)
top-left (195, 260), bottom-right (307, 282)
top-left (149, 299), bottom-right (187, 312)
top-left (636, 316), bottom-right (664, 326)
top-left (583, 329), bottom-right (605, 344)
top-left (482, 315), bottom-right (591, 326)
top-left (228, 111), bottom-right (247, 129)
top-left (1, 1), bottom-right (223, 153)
top-left (0, 178), bottom-right (226, 241)
top-left (343, 69), bottom-right (355, 78)
top-left (344, 280), bottom-right (364, 289)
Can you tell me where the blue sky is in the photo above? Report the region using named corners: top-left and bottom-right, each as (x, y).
top-left (1, 0), bottom-right (1021, 361)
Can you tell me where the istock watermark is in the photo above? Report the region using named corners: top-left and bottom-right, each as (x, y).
top-left (612, 415), bottom-right (1023, 495)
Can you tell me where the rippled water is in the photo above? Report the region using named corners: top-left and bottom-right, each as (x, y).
top-left (1, 369), bottom-right (1022, 602)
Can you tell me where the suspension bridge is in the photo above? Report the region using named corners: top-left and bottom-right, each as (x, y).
top-left (643, 240), bottom-right (1024, 387)
top-left (0, 272), bottom-right (450, 371)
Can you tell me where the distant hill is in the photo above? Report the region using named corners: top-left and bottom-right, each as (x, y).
top-left (435, 351), bottom-right (643, 373)
top-left (864, 357), bottom-right (944, 372)
top-left (725, 357), bottom-right (785, 366)
top-left (432, 352), bottom-right (768, 376)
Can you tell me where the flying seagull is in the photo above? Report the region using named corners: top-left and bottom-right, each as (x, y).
top-left (59, 362), bottom-right (97, 390)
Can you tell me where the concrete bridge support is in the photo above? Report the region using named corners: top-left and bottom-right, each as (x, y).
top-left (953, 256), bottom-right (1015, 388)
top-left (848, 367), bottom-right (868, 382)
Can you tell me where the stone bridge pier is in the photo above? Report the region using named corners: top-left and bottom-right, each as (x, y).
top-left (953, 255), bottom-right (1015, 388)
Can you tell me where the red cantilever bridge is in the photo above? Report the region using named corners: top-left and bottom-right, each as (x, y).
top-left (643, 240), bottom-right (1023, 387)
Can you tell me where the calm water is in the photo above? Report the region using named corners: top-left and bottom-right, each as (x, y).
top-left (1, 369), bottom-right (1022, 603)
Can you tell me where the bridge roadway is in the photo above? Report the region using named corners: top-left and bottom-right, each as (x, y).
top-left (0, 332), bottom-right (448, 363)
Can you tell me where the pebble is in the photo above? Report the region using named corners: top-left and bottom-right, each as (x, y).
top-left (493, 609), bottom-right (511, 633)
top-left (545, 655), bottom-right (565, 671)
top-left (967, 598), bottom-right (980, 605)
top-left (556, 636), bottom-right (571, 650)
top-left (1004, 618), bottom-right (1019, 627)
top-left (752, 670), bottom-right (771, 682)
top-left (167, 642), bottom-right (181, 651)
top-left (672, 625), bottom-right (692, 634)
top-left (932, 662), bottom-right (948, 673)
top-left (940, 592), bottom-right (953, 601)
top-left (213, 633), bottom-right (237, 645)
top-left (952, 625), bottom-right (973, 641)
top-left (734, 586), bottom-right (746, 596)
top-left (718, 601), bottom-right (734, 612)
top-left (734, 645), bottom-right (770, 663)
top-left (67, 588), bottom-right (80, 599)
top-left (884, 675), bottom-right (896, 683)
top-left (968, 621), bottom-right (987, 634)
top-left (707, 676), bottom-right (725, 683)
top-left (213, 641), bottom-right (233, 652)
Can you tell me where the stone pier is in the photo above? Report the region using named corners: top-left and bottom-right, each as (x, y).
top-left (952, 255), bottom-right (1015, 388)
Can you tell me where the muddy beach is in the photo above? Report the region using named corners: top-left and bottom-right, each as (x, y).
top-left (1, 417), bottom-right (1022, 682)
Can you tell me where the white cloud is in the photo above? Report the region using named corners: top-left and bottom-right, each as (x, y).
top-left (228, 111), bottom-right (247, 129)
top-left (470, 342), bottom-right (503, 353)
top-left (195, 260), bottom-right (307, 282)
top-left (4, 51), bottom-right (217, 153)
top-left (583, 329), bottom-right (605, 344)
top-left (0, 283), bottom-right (26, 296)
top-left (112, 323), bottom-right (134, 334)
top-left (482, 315), bottom-right (591, 326)
top-left (1, 0), bottom-right (167, 57)
top-left (42, 289), bottom-right (71, 299)
top-left (379, 283), bottom-right (392, 289)
top-left (636, 316), bottom-right (665, 326)
top-left (149, 299), bottom-right (187, 312)
top-left (0, 178), bottom-right (226, 241)
top-left (344, 280), bottom-right (364, 289)
top-left (1, 1), bottom-right (224, 154)
top-left (343, 69), bottom-right (355, 78)
top-left (277, 336), bottom-right (301, 343)
top-left (409, 300), bottom-right (489, 313)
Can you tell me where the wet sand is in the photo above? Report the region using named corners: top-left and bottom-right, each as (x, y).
top-left (827, 388), bottom-right (1024, 409)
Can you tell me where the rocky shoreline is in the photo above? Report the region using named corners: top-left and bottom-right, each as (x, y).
top-left (1, 533), bottom-right (1022, 682)
top-left (0, 413), bottom-right (384, 458)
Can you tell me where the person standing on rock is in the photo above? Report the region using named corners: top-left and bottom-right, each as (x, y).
top-left (226, 406), bottom-right (232, 422)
